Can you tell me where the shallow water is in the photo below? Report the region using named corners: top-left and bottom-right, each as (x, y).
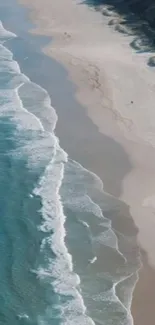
top-left (0, 12), bottom-right (141, 325)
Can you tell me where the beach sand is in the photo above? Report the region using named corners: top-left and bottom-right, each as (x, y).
top-left (132, 249), bottom-right (155, 325)
top-left (17, 0), bottom-right (155, 323)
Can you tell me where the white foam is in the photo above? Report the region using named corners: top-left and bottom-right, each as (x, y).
top-left (0, 21), bottom-right (16, 41)
top-left (89, 256), bottom-right (97, 264)
top-left (61, 159), bottom-right (140, 324)
top-left (90, 270), bottom-right (139, 325)
top-left (0, 19), bottom-right (140, 325)
top-left (62, 160), bottom-right (126, 260)
top-left (80, 220), bottom-right (90, 228)
top-left (19, 82), bottom-right (58, 133)
top-left (0, 37), bottom-right (60, 168)
top-left (0, 20), bottom-right (94, 324)
top-left (33, 151), bottom-right (95, 325)
top-left (95, 228), bottom-right (127, 262)
top-left (18, 314), bottom-right (29, 320)
top-left (15, 84), bottom-right (44, 131)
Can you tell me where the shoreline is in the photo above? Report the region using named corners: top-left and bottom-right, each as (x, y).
top-left (17, 0), bottom-right (155, 324)
top-left (3, 0), bottom-right (155, 324)
top-left (132, 249), bottom-right (155, 325)
top-left (17, 0), bottom-right (155, 267)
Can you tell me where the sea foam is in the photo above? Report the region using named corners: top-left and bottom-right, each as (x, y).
top-left (0, 19), bottom-right (141, 325)
top-left (0, 20), bottom-right (96, 325)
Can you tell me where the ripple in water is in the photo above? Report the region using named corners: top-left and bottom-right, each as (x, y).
top-left (0, 20), bottom-right (141, 325)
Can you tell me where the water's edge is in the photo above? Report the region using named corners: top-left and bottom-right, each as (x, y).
top-left (0, 1), bottom-right (142, 324)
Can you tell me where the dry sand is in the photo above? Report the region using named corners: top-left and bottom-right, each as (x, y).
top-left (18, 0), bottom-right (155, 323)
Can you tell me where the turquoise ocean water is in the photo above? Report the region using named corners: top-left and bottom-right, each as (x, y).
top-left (0, 10), bottom-right (141, 325)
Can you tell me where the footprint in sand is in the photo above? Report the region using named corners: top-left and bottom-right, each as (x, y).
top-left (64, 32), bottom-right (71, 40)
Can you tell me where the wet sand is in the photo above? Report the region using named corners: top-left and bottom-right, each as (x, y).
top-left (132, 249), bottom-right (155, 325)
top-left (10, 0), bottom-right (155, 324)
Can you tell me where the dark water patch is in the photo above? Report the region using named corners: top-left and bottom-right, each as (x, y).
top-left (82, 0), bottom-right (155, 55)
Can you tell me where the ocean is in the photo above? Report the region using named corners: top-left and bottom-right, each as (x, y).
top-left (0, 2), bottom-right (141, 325)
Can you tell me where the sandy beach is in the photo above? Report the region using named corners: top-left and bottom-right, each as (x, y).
top-left (16, 0), bottom-right (155, 323)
